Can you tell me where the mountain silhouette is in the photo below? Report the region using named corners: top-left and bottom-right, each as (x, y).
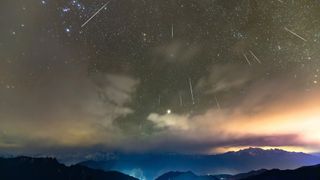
top-left (156, 171), bottom-right (218, 180)
top-left (79, 147), bottom-right (320, 179)
top-left (156, 164), bottom-right (320, 180)
top-left (241, 164), bottom-right (320, 180)
top-left (1, 151), bottom-right (320, 180)
top-left (0, 156), bottom-right (137, 180)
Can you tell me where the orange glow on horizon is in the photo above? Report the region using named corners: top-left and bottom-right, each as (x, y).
top-left (215, 90), bottom-right (320, 153)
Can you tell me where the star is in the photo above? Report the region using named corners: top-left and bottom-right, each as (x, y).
top-left (62, 7), bottom-right (71, 13)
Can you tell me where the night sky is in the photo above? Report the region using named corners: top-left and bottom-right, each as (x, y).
top-left (1, 0), bottom-right (320, 155)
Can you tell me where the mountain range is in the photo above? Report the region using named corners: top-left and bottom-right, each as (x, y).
top-left (78, 148), bottom-right (320, 179)
top-left (156, 164), bottom-right (320, 180)
top-left (0, 156), bottom-right (137, 180)
top-left (1, 155), bottom-right (320, 180)
top-left (1, 148), bottom-right (320, 180)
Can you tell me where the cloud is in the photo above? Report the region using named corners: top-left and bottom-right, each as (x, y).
top-left (196, 64), bottom-right (253, 94)
top-left (0, 72), bottom-right (140, 151)
top-left (91, 73), bottom-right (139, 106)
top-left (0, 21), bottom-right (140, 150)
top-left (87, 73), bottom-right (140, 126)
top-left (144, 133), bottom-right (305, 154)
top-left (1, 0), bottom-right (320, 155)
top-left (147, 113), bottom-right (190, 130)
top-left (144, 109), bottom-right (315, 153)
top-left (143, 77), bottom-right (320, 153)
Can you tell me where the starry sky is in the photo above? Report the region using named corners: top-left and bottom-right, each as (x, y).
top-left (1, 0), bottom-right (320, 155)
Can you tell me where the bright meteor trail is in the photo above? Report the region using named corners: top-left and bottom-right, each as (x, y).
top-left (81, 1), bottom-right (110, 28)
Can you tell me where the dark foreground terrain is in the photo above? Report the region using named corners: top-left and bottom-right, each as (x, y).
top-left (1, 155), bottom-right (320, 180)
top-left (156, 164), bottom-right (320, 180)
top-left (0, 156), bottom-right (137, 180)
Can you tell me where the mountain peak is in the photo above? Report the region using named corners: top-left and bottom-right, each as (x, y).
top-left (228, 147), bottom-right (291, 155)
